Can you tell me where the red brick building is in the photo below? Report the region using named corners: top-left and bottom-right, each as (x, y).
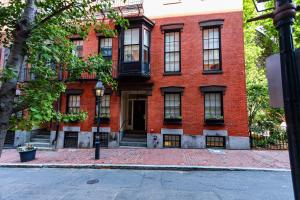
top-left (47, 0), bottom-right (249, 149)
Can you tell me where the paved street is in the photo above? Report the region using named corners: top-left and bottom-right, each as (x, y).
top-left (0, 168), bottom-right (293, 200)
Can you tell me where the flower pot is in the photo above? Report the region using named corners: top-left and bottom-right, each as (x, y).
top-left (19, 149), bottom-right (36, 162)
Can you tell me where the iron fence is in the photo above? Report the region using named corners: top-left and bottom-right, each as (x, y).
top-left (250, 132), bottom-right (288, 150)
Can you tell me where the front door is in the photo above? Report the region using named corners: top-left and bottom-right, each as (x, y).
top-left (133, 100), bottom-right (145, 131)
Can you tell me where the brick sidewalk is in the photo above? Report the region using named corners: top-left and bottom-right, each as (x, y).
top-left (0, 148), bottom-right (290, 169)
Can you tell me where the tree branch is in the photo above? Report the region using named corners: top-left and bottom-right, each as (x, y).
top-left (12, 102), bottom-right (28, 114)
top-left (32, 2), bottom-right (75, 30)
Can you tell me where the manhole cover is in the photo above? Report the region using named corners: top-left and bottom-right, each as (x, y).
top-left (86, 179), bottom-right (99, 184)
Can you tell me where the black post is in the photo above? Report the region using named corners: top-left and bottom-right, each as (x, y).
top-left (95, 95), bottom-right (101, 160)
top-left (274, 1), bottom-right (300, 199)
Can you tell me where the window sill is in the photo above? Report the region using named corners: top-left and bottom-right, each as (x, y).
top-left (94, 117), bottom-right (110, 124)
top-left (164, 118), bottom-right (182, 125)
top-left (202, 70), bottom-right (223, 75)
top-left (205, 119), bottom-right (224, 126)
top-left (163, 72), bottom-right (182, 76)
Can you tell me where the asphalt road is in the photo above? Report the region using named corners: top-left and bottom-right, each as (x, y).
top-left (0, 168), bottom-right (293, 200)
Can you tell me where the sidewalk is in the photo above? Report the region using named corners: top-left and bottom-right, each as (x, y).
top-left (0, 148), bottom-right (290, 170)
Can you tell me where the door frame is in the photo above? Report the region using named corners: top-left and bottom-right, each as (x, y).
top-left (121, 91), bottom-right (147, 132)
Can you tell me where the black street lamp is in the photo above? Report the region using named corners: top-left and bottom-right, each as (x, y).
top-left (250, 0), bottom-right (300, 199)
top-left (95, 80), bottom-right (105, 160)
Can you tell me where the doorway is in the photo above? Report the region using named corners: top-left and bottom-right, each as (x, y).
top-left (133, 100), bottom-right (146, 131)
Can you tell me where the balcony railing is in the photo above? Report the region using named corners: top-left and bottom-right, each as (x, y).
top-left (18, 68), bottom-right (35, 82)
top-left (112, 0), bottom-right (143, 7)
top-left (62, 59), bottom-right (118, 81)
top-left (18, 60), bottom-right (118, 82)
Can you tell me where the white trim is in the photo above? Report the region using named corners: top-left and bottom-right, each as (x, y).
top-left (92, 127), bottom-right (111, 133)
top-left (63, 126), bottom-right (80, 132)
top-left (203, 130), bottom-right (228, 137)
top-left (161, 128), bottom-right (183, 135)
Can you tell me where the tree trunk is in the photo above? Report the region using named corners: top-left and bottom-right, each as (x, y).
top-left (0, 0), bottom-right (36, 157)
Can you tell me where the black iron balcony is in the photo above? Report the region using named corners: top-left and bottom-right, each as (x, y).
top-left (112, 0), bottom-right (143, 8)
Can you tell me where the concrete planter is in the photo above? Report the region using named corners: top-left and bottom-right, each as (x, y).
top-left (19, 149), bottom-right (36, 162)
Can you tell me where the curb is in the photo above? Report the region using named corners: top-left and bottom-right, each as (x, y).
top-left (0, 163), bottom-right (291, 172)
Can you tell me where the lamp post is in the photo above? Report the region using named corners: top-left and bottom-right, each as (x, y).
top-left (250, 1), bottom-right (300, 199)
top-left (95, 80), bottom-right (105, 160)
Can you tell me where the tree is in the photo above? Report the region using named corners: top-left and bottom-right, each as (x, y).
top-left (0, 0), bottom-right (128, 157)
top-left (243, 0), bottom-right (299, 134)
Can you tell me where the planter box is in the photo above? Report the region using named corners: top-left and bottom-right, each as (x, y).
top-left (19, 149), bottom-right (36, 162)
top-left (205, 118), bottom-right (224, 125)
top-left (94, 117), bottom-right (110, 124)
top-left (164, 118), bottom-right (182, 125)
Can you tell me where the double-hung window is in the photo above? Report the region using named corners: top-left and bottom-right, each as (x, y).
top-left (204, 92), bottom-right (223, 120)
top-left (73, 40), bottom-right (83, 58)
top-left (100, 38), bottom-right (112, 60)
top-left (143, 29), bottom-right (150, 65)
top-left (124, 28), bottom-right (140, 62)
top-left (203, 27), bottom-right (221, 71)
top-left (67, 95), bottom-right (80, 114)
top-left (96, 95), bottom-right (110, 118)
top-left (164, 31), bottom-right (180, 72)
top-left (164, 93), bottom-right (181, 119)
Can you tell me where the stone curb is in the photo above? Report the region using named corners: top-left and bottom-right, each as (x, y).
top-left (0, 163), bottom-right (291, 172)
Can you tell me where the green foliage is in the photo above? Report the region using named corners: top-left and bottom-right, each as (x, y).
top-left (61, 112), bottom-right (88, 123)
top-left (243, 0), bottom-right (300, 134)
top-left (0, 0), bottom-right (127, 130)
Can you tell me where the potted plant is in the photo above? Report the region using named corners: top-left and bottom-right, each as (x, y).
top-left (205, 115), bottom-right (224, 125)
top-left (17, 143), bottom-right (37, 162)
top-left (164, 115), bottom-right (182, 124)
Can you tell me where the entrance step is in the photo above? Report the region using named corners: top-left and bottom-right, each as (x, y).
top-left (122, 137), bottom-right (146, 143)
top-left (30, 130), bottom-right (53, 151)
top-left (119, 141), bottom-right (147, 148)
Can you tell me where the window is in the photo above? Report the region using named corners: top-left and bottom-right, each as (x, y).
top-left (73, 40), bottom-right (83, 58)
top-left (93, 132), bottom-right (109, 147)
top-left (67, 95), bottom-right (80, 114)
top-left (164, 93), bottom-right (181, 119)
top-left (124, 28), bottom-right (139, 62)
top-left (163, 134), bottom-right (181, 148)
top-left (165, 31), bottom-right (180, 72)
top-left (203, 27), bottom-right (221, 71)
top-left (100, 38), bottom-right (112, 60)
top-left (96, 95), bottom-right (110, 118)
top-left (64, 132), bottom-right (78, 148)
top-left (204, 93), bottom-right (223, 120)
top-left (206, 136), bottom-right (225, 148)
top-left (144, 29), bottom-right (150, 64)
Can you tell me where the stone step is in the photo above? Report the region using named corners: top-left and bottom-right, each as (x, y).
top-left (123, 134), bottom-right (147, 139)
top-left (122, 137), bottom-right (147, 142)
top-left (119, 141), bottom-right (147, 148)
top-left (34, 135), bottom-right (50, 139)
top-left (29, 142), bottom-right (52, 148)
top-left (35, 147), bottom-right (56, 151)
top-left (31, 138), bottom-right (50, 143)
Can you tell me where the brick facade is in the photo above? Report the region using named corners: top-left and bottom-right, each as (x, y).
top-left (55, 10), bottom-right (249, 149)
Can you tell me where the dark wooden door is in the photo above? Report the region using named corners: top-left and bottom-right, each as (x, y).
top-left (133, 100), bottom-right (145, 131)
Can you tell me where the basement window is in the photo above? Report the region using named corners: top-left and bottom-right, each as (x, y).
top-left (93, 132), bottom-right (109, 148)
top-left (163, 134), bottom-right (181, 148)
top-left (206, 136), bottom-right (225, 148)
top-left (64, 132), bottom-right (78, 148)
